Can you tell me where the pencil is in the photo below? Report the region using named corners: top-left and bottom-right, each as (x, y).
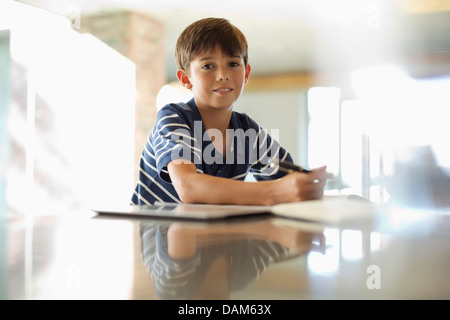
top-left (270, 160), bottom-right (311, 174)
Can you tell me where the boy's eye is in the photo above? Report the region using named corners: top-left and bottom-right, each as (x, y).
top-left (229, 62), bottom-right (240, 67)
top-left (202, 64), bottom-right (214, 70)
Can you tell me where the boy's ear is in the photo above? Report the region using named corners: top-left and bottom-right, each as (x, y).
top-left (176, 69), bottom-right (193, 90)
top-left (244, 64), bottom-right (251, 85)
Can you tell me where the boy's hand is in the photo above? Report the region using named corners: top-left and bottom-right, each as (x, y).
top-left (271, 166), bottom-right (333, 204)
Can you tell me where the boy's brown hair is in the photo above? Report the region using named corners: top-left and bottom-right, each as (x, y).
top-left (175, 17), bottom-right (248, 74)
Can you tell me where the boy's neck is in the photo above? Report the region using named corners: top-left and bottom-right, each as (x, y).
top-left (197, 105), bottom-right (234, 158)
top-left (197, 105), bottom-right (233, 133)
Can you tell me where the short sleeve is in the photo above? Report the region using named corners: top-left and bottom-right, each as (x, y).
top-left (153, 104), bottom-right (202, 182)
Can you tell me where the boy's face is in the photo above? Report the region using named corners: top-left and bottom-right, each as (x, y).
top-left (177, 45), bottom-right (251, 111)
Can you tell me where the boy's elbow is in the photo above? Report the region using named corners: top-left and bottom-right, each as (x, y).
top-left (178, 191), bottom-right (196, 204)
top-left (174, 178), bottom-right (197, 204)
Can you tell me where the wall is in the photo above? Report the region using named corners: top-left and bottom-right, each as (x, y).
top-left (0, 29), bottom-right (10, 300)
top-left (235, 89), bottom-right (308, 165)
top-left (0, 30), bottom-right (10, 218)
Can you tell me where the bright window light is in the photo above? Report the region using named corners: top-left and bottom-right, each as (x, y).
top-left (307, 87), bottom-right (340, 174)
top-left (7, 3), bottom-right (136, 213)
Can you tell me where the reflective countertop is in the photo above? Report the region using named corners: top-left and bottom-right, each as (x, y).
top-left (1, 205), bottom-right (450, 300)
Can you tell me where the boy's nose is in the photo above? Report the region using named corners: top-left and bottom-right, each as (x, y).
top-left (217, 68), bottom-right (229, 81)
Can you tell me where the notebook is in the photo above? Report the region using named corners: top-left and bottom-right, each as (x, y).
top-left (94, 195), bottom-right (376, 223)
top-left (94, 203), bottom-right (271, 220)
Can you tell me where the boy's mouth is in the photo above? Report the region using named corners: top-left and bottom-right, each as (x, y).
top-left (213, 87), bottom-right (233, 95)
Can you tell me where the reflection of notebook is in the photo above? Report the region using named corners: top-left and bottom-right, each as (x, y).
top-left (94, 195), bottom-right (376, 223)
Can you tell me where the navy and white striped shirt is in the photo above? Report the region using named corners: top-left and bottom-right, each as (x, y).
top-left (131, 98), bottom-right (293, 205)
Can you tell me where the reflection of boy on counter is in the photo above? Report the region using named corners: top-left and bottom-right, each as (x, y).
top-left (140, 219), bottom-right (323, 299)
top-left (131, 17), bottom-right (332, 207)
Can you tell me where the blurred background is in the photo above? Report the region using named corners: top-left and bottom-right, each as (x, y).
top-left (1, 0), bottom-right (450, 218)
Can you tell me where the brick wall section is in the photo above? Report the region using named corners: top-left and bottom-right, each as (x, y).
top-left (81, 10), bottom-right (166, 186)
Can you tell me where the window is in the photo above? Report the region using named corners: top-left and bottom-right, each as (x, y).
top-left (308, 66), bottom-right (450, 205)
top-left (307, 86), bottom-right (386, 202)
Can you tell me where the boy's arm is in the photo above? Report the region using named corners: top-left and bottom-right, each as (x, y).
top-left (167, 160), bottom-right (330, 206)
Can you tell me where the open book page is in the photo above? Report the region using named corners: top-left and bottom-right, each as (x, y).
top-left (271, 195), bottom-right (376, 224)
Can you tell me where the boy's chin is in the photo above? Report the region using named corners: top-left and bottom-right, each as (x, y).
top-left (206, 100), bottom-right (235, 110)
top-left (195, 96), bottom-right (237, 110)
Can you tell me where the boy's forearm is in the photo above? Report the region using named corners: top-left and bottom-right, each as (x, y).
top-left (175, 172), bottom-right (276, 206)
top-left (168, 161), bottom-right (327, 206)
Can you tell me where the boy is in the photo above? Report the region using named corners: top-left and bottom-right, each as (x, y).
top-left (131, 17), bottom-right (330, 206)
